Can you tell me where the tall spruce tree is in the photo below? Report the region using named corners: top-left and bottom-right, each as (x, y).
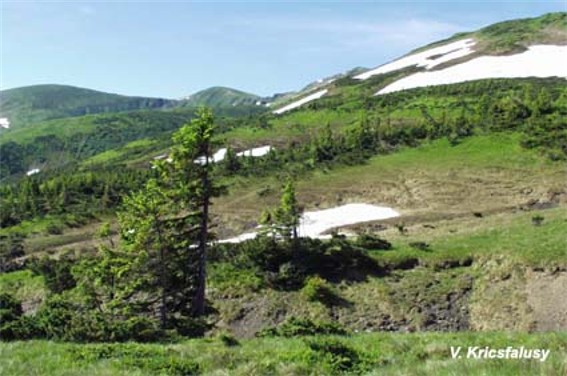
top-left (157, 107), bottom-right (223, 317)
top-left (81, 107), bottom-right (223, 332)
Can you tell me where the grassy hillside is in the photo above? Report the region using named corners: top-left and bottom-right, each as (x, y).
top-left (0, 84), bottom-right (177, 129)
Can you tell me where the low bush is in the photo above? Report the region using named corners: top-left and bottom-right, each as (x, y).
top-left (29, 255), bottom-right (76, 294)
top-left (46, 223), bottom-right (63, 235)
top-left (257, 317), bottom-right (348, 338)
top-left (301, 276), bottom-right (340, 305)
top-left (305, 337), bottom-right (368, 373)
top-left (217, 331), bottom-right (240, 347)
top-left (355, 233), bottom-right (392, 250)
top-left (409, 242), bottom-right (431, 251)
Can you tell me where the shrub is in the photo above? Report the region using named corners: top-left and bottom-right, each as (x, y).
top-left (305, 338), bottom-right (366, 373)
top-left (46, 223), bottom-right (63, 235)
top-left (355, 233), bottom-right (392, 250)
top-left (217, 331), bottom-right (240, 347)
top-left (170, 316), bottom-right (210, 338)
top-left (0, 233), bottom-right (25, 273)
top-left (257, 317), bottom-right (348, 338)
top-left (395, 223), bottom-right (407, 235)
top-left (0, 293), bottom-right (24, 340)
top-left (409, 242), bottom-right (430, 251)
top-left (301, 276), bottom-right (340, 305)
top-left (29, 255), bottom-right (77, 293)
top-left (531, 215), bottom-right (544, 226)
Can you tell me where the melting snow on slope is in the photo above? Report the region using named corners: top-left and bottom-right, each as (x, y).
top-left (26, 168), bottom-right (40, 176)
top-left (0, 118), bottom-right (10, 129)
top-left (193, 148), bottom-right (227, 165)
top-left (220, 203), bottom-right (399, 243)
top-left (377, 45), bottom-right (567, 95)
top-left (237, 145), bottom-right (272, 158)
top-left (192, 145), bottom-right (272, 165)
top-left (272, 89), bottom-right (328, 115)
top-left (355, 39), bottom-right (476, 80)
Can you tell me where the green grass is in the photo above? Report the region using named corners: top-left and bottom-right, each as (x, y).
top-left (0, 332), bottom-right (565, 375)
top-left (0, 269), bottom-right (45, 304)
top-left (81, 138), bottom-right (158, 165)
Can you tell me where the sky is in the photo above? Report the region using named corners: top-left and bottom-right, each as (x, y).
top-left (1, 1), bottom-right (565, 98)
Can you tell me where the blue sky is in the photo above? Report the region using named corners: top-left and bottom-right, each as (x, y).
top-left (1, 1), bottom-right (564, 98)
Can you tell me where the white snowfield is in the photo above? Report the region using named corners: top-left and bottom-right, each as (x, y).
top-left (26, 168), bottom-right (40, 176)
top-left (220, 203), bottom-right (399, 244)
top-left (236, 145), bottom-right (272, 158)
top-left (377, 45), bottom-right (567, 95)
top-left (272, 89), bottom-right (328, 115)
top-left (193, 145), bottom-right (272, 165)
top-left (0, 117), bottom-right (10, 129)
top-left (354, 39), bottom-right (476, 80)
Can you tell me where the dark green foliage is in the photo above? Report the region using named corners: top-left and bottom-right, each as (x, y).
top-left (522, 114), bottom-right (567, 161)
top-left (0, 293), bottom-right (43, 341)
top-left (531, 215), bottom-right (544, 226)
top-left (257, 317), bottom-right (348, 338)
top-left (0, 233), bottom-right (25, 272)
top-left (24, 294), bottom-right (168, 342)
top-left (0, 293), bottom-right (23, 323)
top-left (409, 242), bottom-right (431, 251)
top-left (0, 166), bottom-right (149, 228)
top-left (0, 142), bottom-right (26, 177)
top-left (29, 255), bottom-right (76, 294)
top-left (218, 236), bottom-right (383, 290)
top-left (304, 338), bottom-right (366, 373)
top-left (355, 233), bottom-right (392, 250)
top-left (217, 331), bottom-right (240, 347)
top-left (45, 223), bottom-right (63, 235)
top-left (221, 146), bottom-right (241, 174)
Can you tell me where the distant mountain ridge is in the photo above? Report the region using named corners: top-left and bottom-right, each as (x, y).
top-left (180, 86), bottom-right (262, 108)
top-left (0, 84), bottom-right (177, 129)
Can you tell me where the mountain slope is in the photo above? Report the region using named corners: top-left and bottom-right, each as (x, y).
top-left (0, 84), bottom-right (177, 129)
top-left (181, 86), bottom-right (262, 108)
top-left (271, 12), bottom-right (566, 114)
top-left (356, 12), bottom-right (567, 94)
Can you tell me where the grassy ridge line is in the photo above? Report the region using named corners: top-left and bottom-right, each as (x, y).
top-left (0, 332), bottom-right (565, 375)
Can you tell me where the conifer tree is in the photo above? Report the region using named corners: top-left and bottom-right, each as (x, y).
top-left (274, 179), bottom-right (301, 243)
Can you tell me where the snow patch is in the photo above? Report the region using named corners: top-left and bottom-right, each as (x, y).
top-left (377, 45), bottom-right (567, 95)
top-left (220, 203), bottom-right (399, 244)
top-left (194, 145), bottom-right (272, 165)
top-left (26, 168), bottom-right (40, 176)
top-left (0, 118), bottom-right (10, 129)
top-left (273, 89), bottom-right (328, 115)
top-left (237, 145), bottom-right (272, 158)
top-left (354, 38), bottom-right (476, 80)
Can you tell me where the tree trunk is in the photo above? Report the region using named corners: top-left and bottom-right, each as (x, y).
top-left (155, 216), bottom-right (167, 329)
top-left (193, 151), bottom-right (210, 317)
